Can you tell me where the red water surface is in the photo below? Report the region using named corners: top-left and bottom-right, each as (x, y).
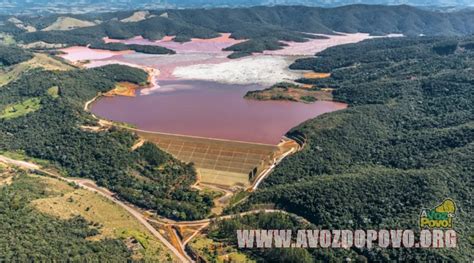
top-left (59, 38), bottom-right (349, 144)
top-left (104, 33), bottom-right (244, 54)
top-left (90, 80), bottom-right (347, 145)
top-left (59, 46), bottom-right (230, 81)
top-left (58, 46), bottom-right (134, 61)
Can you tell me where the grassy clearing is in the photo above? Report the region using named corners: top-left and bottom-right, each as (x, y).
top-left (0, 98), bottom-right (41, 119)
top-left (0, 54), bottom-right (73, 87)
top-left (0, 150), bottom-right (51, 167)
top-left (113, 120), bottom-right (137, 129)
top-left (32, 175), bottom-right (175, 262)
top-left (47, 86), bottom-right (60, 98)
top-left (32, 186), bottom-right (133, 240)
top-left (0, 33), bottom-right (16, 45)
top-left (0, 163), bottom-right (14, 186)
top-left (42, 16), bottom-right (96, 31)
top-left (228, 190), bottom-right (250, 207)
top-left (121, 11), bottom-right (153, 23)
top-left (0, 62), bottom-right (30, 86)
top-left (26, 54), bottom-right (74, 71)
top-left (189, 237), bottom-right (254, 263)
top-left (198, 168), bottom-right (249, 187)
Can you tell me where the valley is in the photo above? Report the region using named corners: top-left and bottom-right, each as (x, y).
top-left (31, 30), bottom-right (364, 260)
top-left (58, 32), bottom-right (364, 145)
top-left (0, 4), bottom-right (473, 262)
top-left (56, 32), bottom-right (360, 192)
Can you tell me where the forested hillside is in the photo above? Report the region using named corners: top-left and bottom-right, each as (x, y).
top-left (0, 169), bottom-right (132, 260)
top-left (2, 5), bottom-right (474, 57)
top-left (0, 56), bottom-right (212, 221)
top-left (89, 42), bottom-right (176, 54)
top-left (0, 45), bottom-right (32, 66)
top-left (227, 36), bottom-right (473, 261)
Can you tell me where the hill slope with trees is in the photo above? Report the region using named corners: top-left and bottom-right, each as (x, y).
top-left (0, 56), bottom-right (213, 221)
top-left (2, 5), bottom-right (474, 57)
top-left (0, 169), bottom-right (132, 261)
top-left (227, 36), bottom-right (473, 261)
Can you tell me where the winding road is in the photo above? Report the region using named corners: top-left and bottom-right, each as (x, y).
top-left (1, 154), bottom-right (310, 262)
top-left (0, 133), bottom-right (303, 263)
top-left (0, 155), bottom-right (191, 263)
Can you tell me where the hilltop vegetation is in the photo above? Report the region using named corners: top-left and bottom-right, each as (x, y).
top-left (0, 45), bottom-right (32, 66)
top-left (244, 82), bottom-right (331, 103)
top-left (0, 51), bottom-right (212, 220)
top-left (0, 97), bottom-right (41, 119)
top-left (0, 52), bottom-right (73, 87)
top-left (2, 5), bottom-right (474, 56)
top-left (89, 42), bottom-right (176, 54)
top-left (224, 36), bottom-right (474, 261)
top-left (0, 170), bottom-right (132, 261)
top-left (42, 16), bottom-right (97, 31)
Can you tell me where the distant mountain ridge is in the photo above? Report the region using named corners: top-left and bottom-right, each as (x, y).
top-left (0, 0), bottom-right (472, 15)
top-left (2, 5), bottom-right (474, 57)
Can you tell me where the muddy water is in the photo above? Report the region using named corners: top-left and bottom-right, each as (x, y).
top-left (104, 33), bottom-right (245, 54)
top-left (60, 38), bottom-right (350, 145)
top-left (91, 80), bottom-right (347, 145)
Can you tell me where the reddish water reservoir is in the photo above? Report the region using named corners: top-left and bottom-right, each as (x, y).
top-left (91, 80), bottom-right (347, 145)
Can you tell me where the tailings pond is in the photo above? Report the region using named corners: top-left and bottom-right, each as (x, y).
top-left (90, 79), bottom-right (347, 144)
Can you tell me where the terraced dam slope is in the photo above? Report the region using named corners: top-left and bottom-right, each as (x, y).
top-left (136, 131), bottom-right (279, 188)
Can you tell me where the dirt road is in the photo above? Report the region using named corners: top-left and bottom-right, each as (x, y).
top-left (0, 155), bottom-right (40, 170)
top-left (148, 208), bottom-right (309, 227)
top-left (250, 146), bottom-right (296, 191)
top-left (0, 155), bottom-right (191, 263)
top-left (1, 153), bottom-right (308, 262)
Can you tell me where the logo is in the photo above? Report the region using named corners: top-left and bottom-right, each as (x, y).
top-left (420, 199), bottom-right (456, 229)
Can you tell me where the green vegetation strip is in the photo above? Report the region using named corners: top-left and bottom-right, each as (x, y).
top-left (0, 98), bottom-right (41, 119)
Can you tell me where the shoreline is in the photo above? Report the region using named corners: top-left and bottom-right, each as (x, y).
top-left (66, 33), bottom-right (357, 145)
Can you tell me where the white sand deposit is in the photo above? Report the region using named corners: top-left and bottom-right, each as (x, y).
top-left (263, 33), bottom-right (403, 56)
top-left (171, 33), bottom-right (388, 85)
top-left (263, 33), bottom-right (374, 56)
top-left (172, 56), bottom-right (302, 85)
top-left (60, 33), bottom-right (404, 89)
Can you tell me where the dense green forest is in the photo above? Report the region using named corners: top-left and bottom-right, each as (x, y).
top-left (224, 36), bottom-right (473, 261)
top-left (0, 45), bottom-right (32, 66)
top-left (223, 38), bottom-right (291, 58)
top-left (244, 82), bottom-right (324, 103)
top-left (2, 5), bottom-right (474, 57)
top-left (89, 42), bottom-right (176, 54)
top-left (0, 60), bottom-right (212, 220)
top-left (0, 170), bottom-right (131, 261)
